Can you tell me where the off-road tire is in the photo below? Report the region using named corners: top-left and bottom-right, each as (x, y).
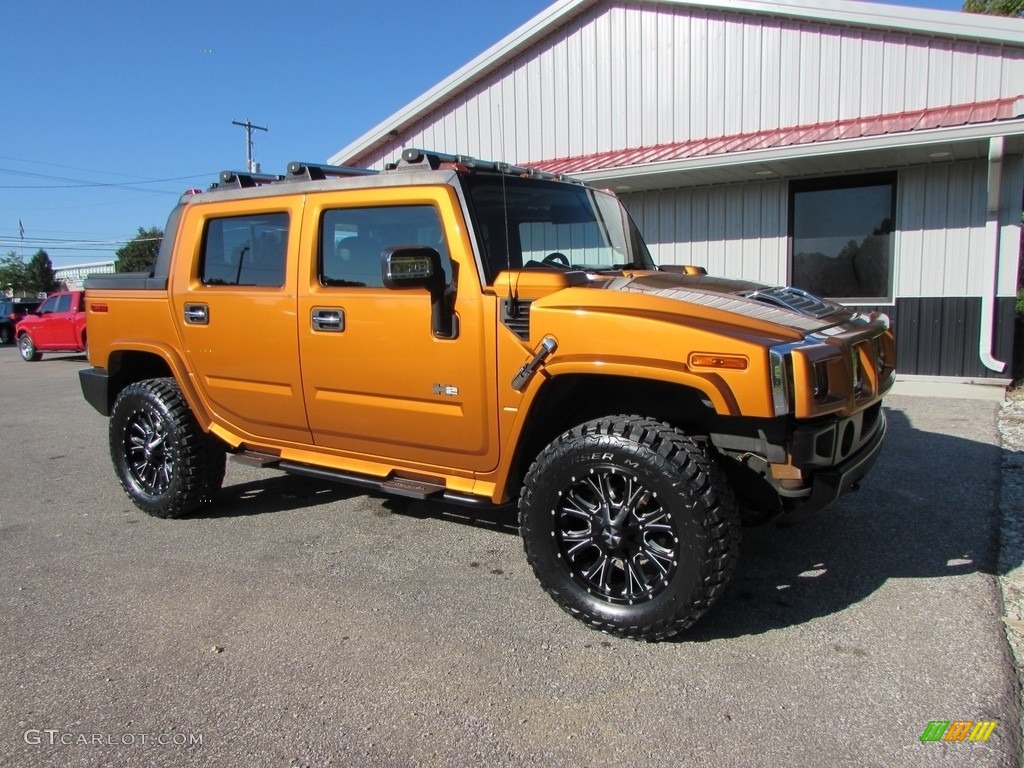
top-left (18, 334), bottom-right (41, 361)
top-left (519, 416), bottom-right (740, 641)
top-left (109, 377), bottom-right (226, 519)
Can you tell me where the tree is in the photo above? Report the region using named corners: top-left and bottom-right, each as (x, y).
top-left (962, 0), bottom-right (1024, 16)
top-left (24, 250), bottom-right (58, 295)
top-left (0, 252), bottom-right (28, 294)
top-left (115, 227), bottom-right (163, 273)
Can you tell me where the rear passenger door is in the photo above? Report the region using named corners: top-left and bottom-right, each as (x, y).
top-left (170, 195), bottom-right (312, 445)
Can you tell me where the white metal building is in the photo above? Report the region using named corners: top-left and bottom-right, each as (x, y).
top-left (56, 260), bottom-right (114, 290)
top-left (331, 0), bottom-right (1024, 381)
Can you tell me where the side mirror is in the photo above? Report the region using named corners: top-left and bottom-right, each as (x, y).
top-left (381, 247), bottom-right (456, 339)
top-left (381, 247), bottom-right (442, 290)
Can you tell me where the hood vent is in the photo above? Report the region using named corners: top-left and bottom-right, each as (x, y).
top-left (744, 286), bottom-right (841, 320)
top-left (502, 299), bottom-right (532, 341)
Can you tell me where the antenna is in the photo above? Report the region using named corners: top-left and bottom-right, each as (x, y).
top-left (232, 118), bottom-right (269, 173)
top-left (497, 104), bottom-right (518, 319)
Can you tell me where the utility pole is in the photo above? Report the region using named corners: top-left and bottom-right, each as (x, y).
top-left (231, 118), bottom-right (268, 173)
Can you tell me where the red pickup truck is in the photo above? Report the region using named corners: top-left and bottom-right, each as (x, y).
top-left (15, 290), bottom-right (88, 361)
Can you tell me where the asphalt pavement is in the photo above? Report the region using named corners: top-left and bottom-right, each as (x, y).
top-left (0, 345), bottom-right (1020, 767)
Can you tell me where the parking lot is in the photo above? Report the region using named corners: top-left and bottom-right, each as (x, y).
top-left (1, 345), bottom-right (1020, 767)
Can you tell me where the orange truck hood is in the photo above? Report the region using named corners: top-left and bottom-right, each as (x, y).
top-left (531, 270), bottom-right (865, 340)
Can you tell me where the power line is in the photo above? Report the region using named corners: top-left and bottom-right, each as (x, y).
top-left (0, 242), bottom-right (127, 251)
top-left (0, 153), bottom-right (182, 182)
top-left (0, 167), bottom-right (210, 192)
top-left (0, 235), bottom-right (159, 246)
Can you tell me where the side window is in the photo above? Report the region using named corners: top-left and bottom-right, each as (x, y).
top-left (55, 294), bottom-right (71, 312)
top-left (37, 297), bottom-right (58, 315)
top-left (319, 205), bottom-right (451, 288)
top-left (201, 213), bottom-right (289, 287)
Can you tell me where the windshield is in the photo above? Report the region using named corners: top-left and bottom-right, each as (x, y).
top-left (460, 174), bottom-right (655, 283)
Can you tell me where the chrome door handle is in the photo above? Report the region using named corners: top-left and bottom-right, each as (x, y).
top-left (311, 307), bottom-right (345, 332)
top-left (184, 303), bottom-right (209, 325)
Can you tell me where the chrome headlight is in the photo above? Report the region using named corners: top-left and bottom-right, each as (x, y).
top-left (769, 342), bottom-right (801, 416)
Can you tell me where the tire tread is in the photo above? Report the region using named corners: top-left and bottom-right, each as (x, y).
top-left (519, 415), bottom-right (740, 641)
top-left (110, 377), bottom-right (225, 519)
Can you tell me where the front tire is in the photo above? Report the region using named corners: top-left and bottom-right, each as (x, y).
top-left (109, 378), bottom-right (226, 518)
top-left (519, 416), bottom-right (740, 641)
top-left (18, 334), bottom-right (41, 361)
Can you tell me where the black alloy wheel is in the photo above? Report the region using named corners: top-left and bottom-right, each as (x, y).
top-left (109, 377), bottom-right (225, 518)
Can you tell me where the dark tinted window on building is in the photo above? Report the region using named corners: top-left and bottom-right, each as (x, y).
top-left (790, 174), bottom-right (895, 302)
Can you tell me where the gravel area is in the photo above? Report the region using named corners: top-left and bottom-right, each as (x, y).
top-left (998, 386), bottom-right (1024, 765)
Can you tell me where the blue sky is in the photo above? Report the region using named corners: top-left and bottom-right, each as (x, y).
top-left (0, 0), bottom-right (970, 267)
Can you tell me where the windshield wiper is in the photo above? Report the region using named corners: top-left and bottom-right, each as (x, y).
top-left (599, 262), bottom-right (648, 272)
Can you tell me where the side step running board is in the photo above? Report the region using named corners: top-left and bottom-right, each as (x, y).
top-left (232, 451), bottom-right (282, 468)
top-left (379, 477), bottom-right (444, 499)
top-left (275, 460), bottom-right (499, 510)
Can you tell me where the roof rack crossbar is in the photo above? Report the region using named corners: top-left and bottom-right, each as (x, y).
top-left (398, 148), bottom-right (579, 184)
top-left (286, 161), bottom-right (379, 181)
top-left (216, 170), bottom-right (285, 189)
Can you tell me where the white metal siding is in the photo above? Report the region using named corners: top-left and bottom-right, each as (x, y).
top-left (624, 181), bottom-right (788, 286)
top-left (625, 157), bottom-right (1019, 301)
top-left (896, 159), bottom-right (1015, 299)
top-left (353, 3), bottom-right (1024, 170)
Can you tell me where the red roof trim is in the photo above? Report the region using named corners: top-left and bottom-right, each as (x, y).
top-left (532, 96), bottom-right (1022, 175)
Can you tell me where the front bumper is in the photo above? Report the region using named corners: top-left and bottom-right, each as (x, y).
top-left (775, 407), bottom-right (887, 525)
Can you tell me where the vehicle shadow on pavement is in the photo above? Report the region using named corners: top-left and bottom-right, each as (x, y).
top-left (184, 472), bottom-right (521, 531)
top-left (379, 496), bottom-right (519, 535)
top-left (686, 405), bottom-right (1018, 641)
top-left (34, 353), bottom-right (88, 363)
top-left (182, 473), bottom-right (366, 519)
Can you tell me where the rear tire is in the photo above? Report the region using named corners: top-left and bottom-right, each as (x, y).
top-left (109, 377), bottom-right (226, 518)
top-left (519, 416), bottom-right (739, 640)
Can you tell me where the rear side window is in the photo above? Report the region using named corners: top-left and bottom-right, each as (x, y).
top-left (200, 213), bottom-right (289, 287)
top-left (319, 205), bottom-right (451, 288)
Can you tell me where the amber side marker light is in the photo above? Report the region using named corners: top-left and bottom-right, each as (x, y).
top-left (688, 353), bottom-right (748, 370)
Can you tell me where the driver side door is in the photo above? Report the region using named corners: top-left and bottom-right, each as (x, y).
top-left (297, 186), bottom-right (498, 473)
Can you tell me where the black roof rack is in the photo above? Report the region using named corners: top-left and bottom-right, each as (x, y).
top-left (214, 170), bottom-right (285, 189)
top-left (286, 161), bottom-right (379, 181)
top-left (396, 148), bottom-right (580, 184)
top-left (209, 149), bottom-right (577, 193)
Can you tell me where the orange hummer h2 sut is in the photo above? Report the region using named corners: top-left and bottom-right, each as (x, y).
top-left (80, 149), bottom-right (895, 640)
